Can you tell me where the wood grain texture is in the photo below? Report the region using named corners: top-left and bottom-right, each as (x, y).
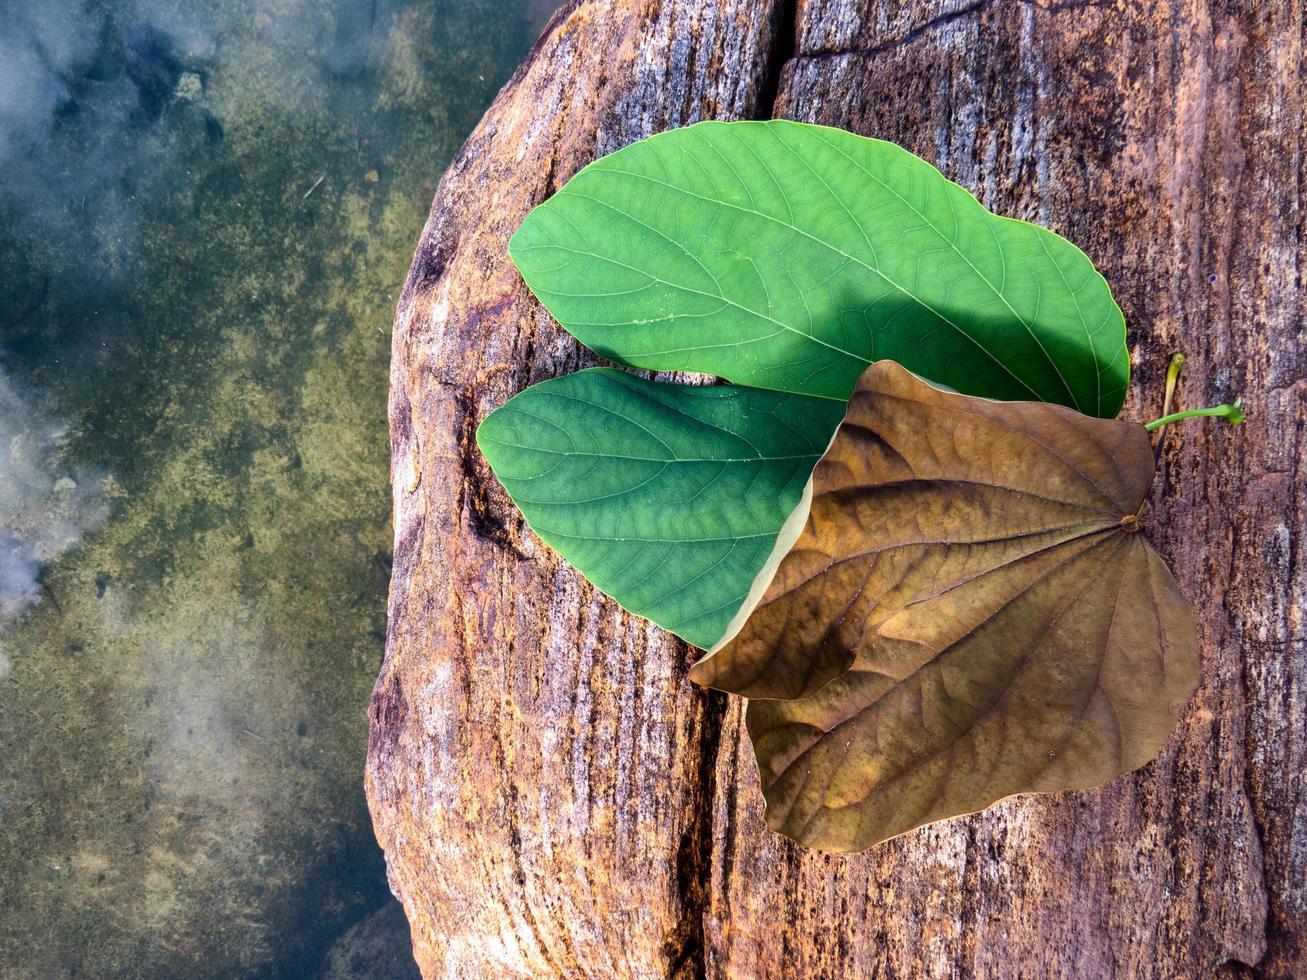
top-left (367, 0), bottom-right (1306, 975)
top-left (365, 2), bottom-right (785, 975)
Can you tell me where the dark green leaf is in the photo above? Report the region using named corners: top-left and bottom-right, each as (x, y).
top-left (477, 369), bottom-right (845, 648)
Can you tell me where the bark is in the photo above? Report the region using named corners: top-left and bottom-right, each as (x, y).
top-left (366, 1), bottom-right (1306, 976)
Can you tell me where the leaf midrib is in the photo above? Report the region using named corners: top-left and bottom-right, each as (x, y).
top-left (767, 531), bottom-right (1129, 811)
top-left (563, 163), bottom-right (1057, 406)
top-left (795, 125), bottom-right (1086, 412)
top-left (482, 438), bottom-right (823, 465)
top-left (816, 533), bottom-right (1133, 815)
top-left (531, 527), bottom-right (779, 544)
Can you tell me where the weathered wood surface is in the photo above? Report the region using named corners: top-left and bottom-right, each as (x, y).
top-left (366, 1), bottom-right (1306, 976)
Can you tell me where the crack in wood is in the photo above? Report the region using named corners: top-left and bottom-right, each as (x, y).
top-left (754, 0), bottom-right (798, 120)
top-left (666, 689), bottom-right (728, 978)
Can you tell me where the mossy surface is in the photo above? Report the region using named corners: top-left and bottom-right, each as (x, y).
top-left (0, 1), bottom-right (553, 975)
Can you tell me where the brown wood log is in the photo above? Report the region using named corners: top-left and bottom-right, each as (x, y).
top-left (366, 1), bottom-right (1305, 975)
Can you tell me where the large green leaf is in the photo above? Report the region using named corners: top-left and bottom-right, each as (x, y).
top-left (476, 368), bottom-right (845, 648)
top-left (510, 119), bottom-right (1128, 417)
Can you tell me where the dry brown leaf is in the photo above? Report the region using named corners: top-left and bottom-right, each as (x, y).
top-left (690, 361), bottom-right (1199, 852)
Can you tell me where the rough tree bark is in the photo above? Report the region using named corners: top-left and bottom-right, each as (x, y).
top-left (366, 1), bottom-right (1305, 976)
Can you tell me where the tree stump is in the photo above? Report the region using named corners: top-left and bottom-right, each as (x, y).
top-left (366, 1), bottom-right (1305, 975)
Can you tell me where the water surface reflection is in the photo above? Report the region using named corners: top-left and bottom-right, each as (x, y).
top-left (0, 1), bottom-right (554, 974)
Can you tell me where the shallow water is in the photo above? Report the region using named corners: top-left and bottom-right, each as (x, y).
top-left (0, 1), bottom-right (554, 975)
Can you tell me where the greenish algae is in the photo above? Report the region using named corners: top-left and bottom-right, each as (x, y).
top-left (0, 1), bottom-right (555, 975)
